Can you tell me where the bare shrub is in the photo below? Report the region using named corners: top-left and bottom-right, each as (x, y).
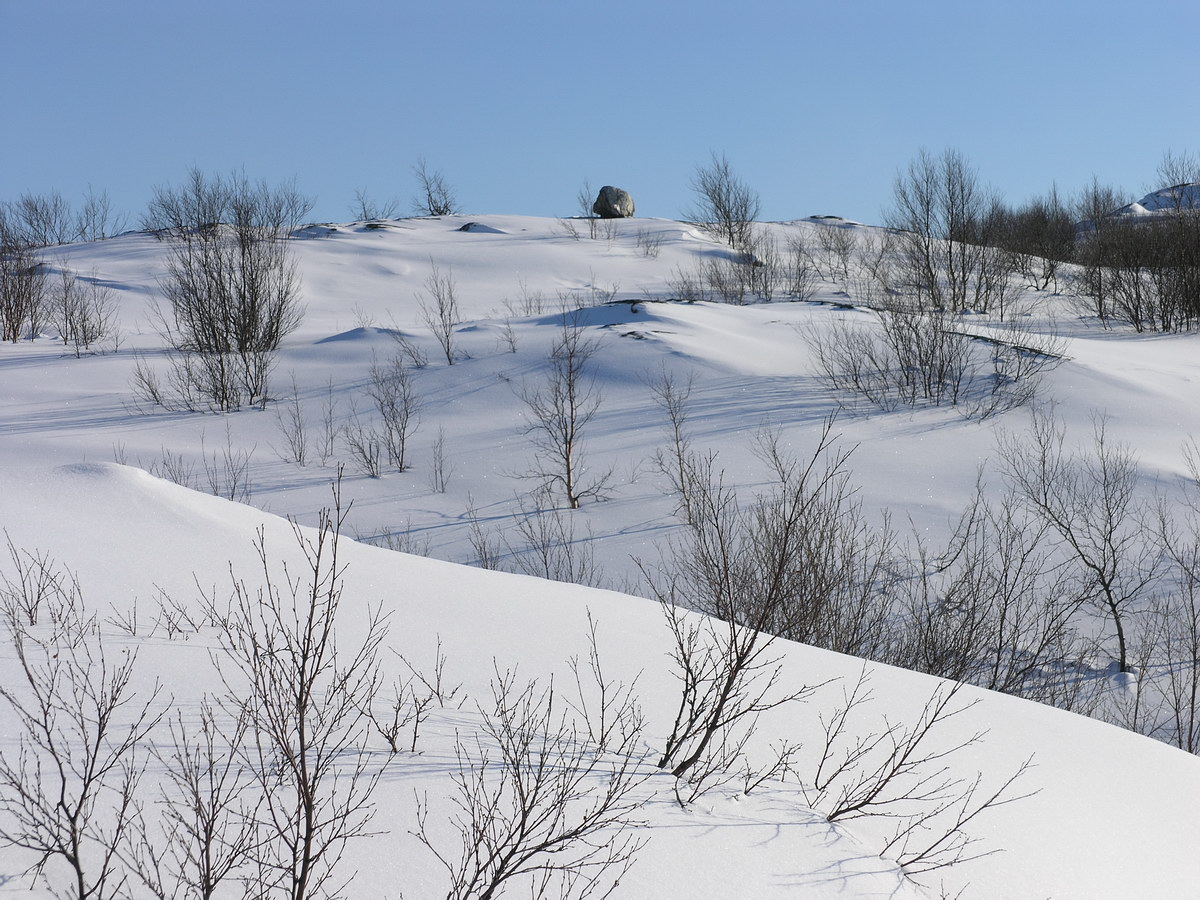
top-left (576, 179), bottom-right (600, 240)
top-left (273, 374), bottom-right (309, 466)
top-left (744, 229), bottom-right (782, 301)
top-left (412, 156), bottom-right (461, 217)
top-left (641, 439), bottom-right (846, 785)
top-left (357, 519), bottom-right (433, 557)
top-left (665, 262), bottom-right (708, 302)
top-left (686, 152), bottom-right (760, 253)
top-left (464, 498), bottom-right (504, 571)
top-left (893, 482), bottom-right (1088, 701)
top-left (419, 262), bottom-right (461, 365)
top-left (317, 377), bottom-right (341, 466)
top-left (805, 671), bottom-right (1035, 877)
top-left (367, 354), bottom-right (421, 471)
top-left (702, 253), bottom-right (748, 305)
top-left (568, 613), bottom-right (645, 754)
top-left (647, 368), bottom-right (697, 524)
top-left (200, 427), bottom-right (254, 503)
top-left (429, 426), bottom-right (453, 493)
top-left (557, 217), bottom-right (582, 241)
top-left (364, 638), bottom-right (462, 755)
top-left (125, 703), bottom-right (260, 899)
top-left (846, 229), bottom-right (898, 308)
top-left (635, 227), bottom-right (664, 258)
top-left (806, 301), bottom-right (1062, 418)
top-left (210, 487), bottom-right (387, 899)
top-left (814, 222), bottom-right (857, 286)
top-left (0, 538), bottom-right (63, 627)
top-left (507, 277), bottom-right (548, 316)
top-left (1139, 445), bottom-right (1200, 751)
top-left (386, 326), bottom-right (430, 369)
top-left (783, 234), bottom-right (817, 301)
top-left (1001, 409), bottom-right (1158, 674)
top-left (343, 404), bottom-right (384, 478)
top-left (498, 318), bottom-right (519, 353)
top-left (518, 313), bottom-right (612, 508)
top-left (415, 666), bottom-right (648, 900)
top-left (0, 557), bottom-right (162, 897)
top-left (76, 187), bottom-right (126, 243)
top-left (150, 169), bottom-right (309, 409)
top-left (504, 490), bottom-right (605, 587)
top-left (350, 189), bottom-right (399, 222)
top-left (148, 446), bottom-right (196, 489)
top-left (52, 266), bottom-right (118, 356)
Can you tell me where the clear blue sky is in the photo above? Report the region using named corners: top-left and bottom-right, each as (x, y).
top-left (3, 0), bottom-right (1197, 227)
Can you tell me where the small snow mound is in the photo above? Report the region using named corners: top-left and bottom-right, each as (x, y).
top-left (292, 224), bottom-right (340, 239)
top-left (315, 326), bottom-right (399, 344)
top-left (55, 461), bottom-right (125, 479)
top-left (456, 221), bottom-right (507, 234)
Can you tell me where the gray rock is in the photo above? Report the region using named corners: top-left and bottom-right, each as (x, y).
top-left (592, 185), bottom-right (635, 219)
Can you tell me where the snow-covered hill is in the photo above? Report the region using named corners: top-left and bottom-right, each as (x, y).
top-left (1111, 182), bottom-right (1200, 219)
top-left (3, 214), bottom-right (1200, 897)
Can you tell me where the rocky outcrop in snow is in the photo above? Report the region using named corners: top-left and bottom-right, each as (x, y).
top-left (592, 185), bottom-right (635, 219)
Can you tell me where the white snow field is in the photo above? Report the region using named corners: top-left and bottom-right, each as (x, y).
top-left (2, 214), bottom-right (1200, 897)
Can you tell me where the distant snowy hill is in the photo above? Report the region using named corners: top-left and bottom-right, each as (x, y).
top-left (1110, 182), bottom-right (1200, 219)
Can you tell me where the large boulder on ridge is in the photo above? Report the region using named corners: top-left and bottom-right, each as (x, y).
top-left (592, 185), bottom-right (635, 219)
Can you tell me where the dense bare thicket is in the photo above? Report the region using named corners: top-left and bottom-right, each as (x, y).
top-left (1068, 154), bottom-right (1200, 332)
top-left (0, 553), bottom-right (162, 898)
top-left (642, 391), bottom-right (1200, 749)
top-left (145, 169), bottom-right (311, 410)
top-left (0, 187), bottom-right (125, 249)
top-left (1074, 211), bottom-right (1200, 333)
top-left (686, 152), bottom-right (760, 253)
top-left (0, 191), bottom-right (76, 248)
top-left (806, 301), bottom-right (1064, 417)
top-left (804, 177), bottom-right (1065, 416)
top-left (988, 187), bottom-right (1075, 293)
top-left (412, 156), bottom-right (461, 217)
top-left (416, 667), bottom-right (648, 900)
top-left (0, 240), bottom-right (47, 342)
top-left (210, 490), bottom-right (388, 899)
top-left (885, 149), bottom-right (1020, 316)
top-left (1067, 178), bottom-right (1127, 323)
top-left (519, 313), bottom-right (611, 508)
top-left (1144, 443), bottom-right (1200, 751)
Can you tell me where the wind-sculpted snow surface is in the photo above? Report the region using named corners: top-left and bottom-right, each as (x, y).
top-left (0, 464), bottom-right (1198, 898)
top-left (3, 215), bottom-right (1200, 896)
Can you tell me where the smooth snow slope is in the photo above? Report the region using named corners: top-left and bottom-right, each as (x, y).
top-left (2, 464), bottom-right (1199, 899)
